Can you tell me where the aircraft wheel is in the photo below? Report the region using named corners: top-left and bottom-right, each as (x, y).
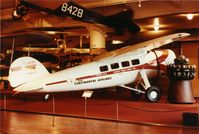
top-left (145, 86), bottom-right (161, 102)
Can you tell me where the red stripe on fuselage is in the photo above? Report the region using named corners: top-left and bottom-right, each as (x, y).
top-left (46, 80), bottom-right (68, 86)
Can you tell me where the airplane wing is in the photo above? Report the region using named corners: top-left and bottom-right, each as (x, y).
top-left (93, 33), bottom-right (190, 61)
top-left (15, 47), bottom-right (90, 55)
top-left (19, 0), bottom-right (140, 34)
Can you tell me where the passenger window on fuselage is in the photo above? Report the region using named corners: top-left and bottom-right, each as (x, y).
top-left (131, 59), bottom-right (140, 65)
top-left (121, 61), bottom-right (130, 67)
top-left (100, 65), bottom-right (108, 72)
top-left (111, 63), bottom-right (119, 69)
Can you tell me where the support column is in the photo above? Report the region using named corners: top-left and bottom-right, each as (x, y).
top-left (88, 25), bottom-right (106, 55)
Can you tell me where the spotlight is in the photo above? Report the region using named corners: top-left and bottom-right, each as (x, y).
top-left (153, 18), bottom-right (159, 31)
top-left (47, 31), bottom-right (56, 35)
top-left (112, 40), bottom-right (124, 44)
top-left (138, 0), bottom-right (142, 7)
top-left (186, 13), bottom-right (194, 20)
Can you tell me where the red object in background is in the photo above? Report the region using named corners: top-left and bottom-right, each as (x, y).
top-left (168, 80), bottom-right (195, 104)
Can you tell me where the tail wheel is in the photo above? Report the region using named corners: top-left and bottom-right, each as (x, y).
top-left (145, 86), bottom-right (161, 102)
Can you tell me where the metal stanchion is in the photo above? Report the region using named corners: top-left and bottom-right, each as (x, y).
top-left (4, 94), bottom-right (6, 110)
top-left (116, 102), bottom-right (118, 121)
top-left (52, 96), bottom-right (55, 126)
top-left (85, 97), bottom-right (87, 117)
top-left (82, 91), bottom-right (93, 117)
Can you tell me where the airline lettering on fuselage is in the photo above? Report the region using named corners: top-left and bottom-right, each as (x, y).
top-left (98, 77), bottom-right (112, 81)
top-left (74, 79), bottom-right (96, 85)
top-left (74, 77), bottom-right (112, 85)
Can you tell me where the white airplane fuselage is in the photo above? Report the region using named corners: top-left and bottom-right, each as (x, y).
top-left (14, 49), bottom-right (175, 92)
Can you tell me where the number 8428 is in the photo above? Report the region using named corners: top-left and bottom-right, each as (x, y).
top-left (61, 3), bottom-right (84, 18)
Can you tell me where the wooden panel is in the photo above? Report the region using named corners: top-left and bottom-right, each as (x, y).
top-left (182, 42), bottom-right (199, 97)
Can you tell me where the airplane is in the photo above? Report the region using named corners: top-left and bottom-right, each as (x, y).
top-left (8, 32), bottom-right (190, 102)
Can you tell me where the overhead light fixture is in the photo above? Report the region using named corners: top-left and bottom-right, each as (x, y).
top-left (186, 13), bottom-right (194, 20)
top-left (112, 40), bottom-right (124, 44)
top-left (153, 18), bottom-right (159, 31)
top-left (47, 31), bottom-right (56, 34)
top-left (138, 0), bottom-right (142, 7)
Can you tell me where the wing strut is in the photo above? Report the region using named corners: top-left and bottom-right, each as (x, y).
top-left (119, 85), bottom-right (145, 94)
top-left (139, 70), bottom-right (151, 90)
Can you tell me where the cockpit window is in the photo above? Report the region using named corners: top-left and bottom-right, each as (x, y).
top-left (131, 59), bottom-right (140, 65)
top-left (111, 63), bottom-right (119, 69)
top-left (100, 65), bottom-right (108, 72)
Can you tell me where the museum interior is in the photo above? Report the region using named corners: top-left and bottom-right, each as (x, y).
top-left (0, 0), bottom-right (199, 133)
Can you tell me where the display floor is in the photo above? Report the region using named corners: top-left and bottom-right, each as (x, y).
top-left (0, 111), bottom-right (198, 134)
top-left (0, 90), bottom-right (199, 127)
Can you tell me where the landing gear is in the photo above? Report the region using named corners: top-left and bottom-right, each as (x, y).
top-left (120, 69), bottom-right (162, 102)
top-left (130, 85), bottom-right (161, 102)
top-left (130, 90), bottom-right (142, 100)
top-left (130, 84), bottom-right (144, 100)
top-left (145, 86), bottom-right (161, 102)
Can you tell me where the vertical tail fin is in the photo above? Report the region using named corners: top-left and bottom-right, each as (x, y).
top-left (8, 57), bottom-right (49, 87)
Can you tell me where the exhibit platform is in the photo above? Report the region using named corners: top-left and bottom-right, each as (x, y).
top-left (0, 89), bottom-right (199, 128)
top-left (0, 110), bottom-right (198, 134)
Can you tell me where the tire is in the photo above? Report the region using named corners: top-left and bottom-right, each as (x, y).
top-left (145, 86), bottom-right (161, 102)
